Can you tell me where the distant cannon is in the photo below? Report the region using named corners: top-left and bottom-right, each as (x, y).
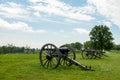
top-left (39, 43), bottom-right (94, 71)
top-left (81, 49), bottom-right (105, 59)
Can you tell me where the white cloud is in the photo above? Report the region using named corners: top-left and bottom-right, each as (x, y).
top-left (0, 18), bottom-right (46, 33)
top-left (29, 0), bottom-right (95, 21)
top-left (33, 12), bottom-right (41, 17)
top-left (87, 0), bottom-right (120, 28)
top-left (74, 28), bottom-right (90, 34)
top-left (0, 0), bottom-right (95, 23)
top-left (0, 2), bottom-right (29, 19)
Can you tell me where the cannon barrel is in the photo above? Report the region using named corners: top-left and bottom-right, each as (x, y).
top-left (59, 47), bottom-right (70, 54)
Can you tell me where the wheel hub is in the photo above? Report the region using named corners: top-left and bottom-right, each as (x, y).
top-left (46, 55), bottom-right (52, 60)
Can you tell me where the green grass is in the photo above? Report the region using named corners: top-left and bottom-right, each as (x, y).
top-left (0, 51), bottom-right (120, 80)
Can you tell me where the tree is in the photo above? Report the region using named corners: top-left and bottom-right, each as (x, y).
top-left (66, 42), bottom-right (83, 51)
top-left (89, 25), bottom-right (114, 50)
top-left (25, 45), bottom-right (31, 54)
top-left (73, 42), bottom-right (83, 50)
top-left (84, 41), bottom-right (93, 49)
top-left (113, 44), bottom-right (120, 50)
top-left (0, 44), bottom-right (39, 54)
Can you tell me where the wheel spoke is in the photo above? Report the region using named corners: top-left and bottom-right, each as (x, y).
top-left (51, 59), bottom-right (55, 66)
top-left (42, 58), bottom-right (47, 62)
top-left (50, 45), bottom-right (52, 54)
top-left (43, 60), bottom-right (48, 67)
top-left (60, 59), bottom-right (63, 65)
top-left (63, 59), bottom-right (66, 65)
top-left (46, 61), bottom-right (50, 68)
top-left (49, 61), bottom-right (52, 68)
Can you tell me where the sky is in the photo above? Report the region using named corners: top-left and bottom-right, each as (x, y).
top-left (0, 0), bottom-right (120, 48)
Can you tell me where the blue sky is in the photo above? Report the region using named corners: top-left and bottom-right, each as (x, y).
top-left (0, 0), bottom-right (120, 48)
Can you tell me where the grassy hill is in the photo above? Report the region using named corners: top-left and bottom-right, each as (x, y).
top-left (0, 51), bottom-right (120, 80)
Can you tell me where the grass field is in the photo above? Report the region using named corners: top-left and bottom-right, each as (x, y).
top-left (0, 51), bottom-right (120, 80)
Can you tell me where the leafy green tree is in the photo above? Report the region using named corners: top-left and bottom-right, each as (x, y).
top-left (74, 42), bottom-right (83, 50)
top-left (84, 41), bottom-right (93, 49)
top-left (89, 25), bottom-right (114, 50)
top-left (113, 44), bottom-right (120, 50)
top-left (0, 47), bottom-right (2, 54)
top-left (66, 42), bottom-right (83, 51)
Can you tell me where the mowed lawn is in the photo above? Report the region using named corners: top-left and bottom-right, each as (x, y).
top-left (0, 51), bottom-right (120, 80)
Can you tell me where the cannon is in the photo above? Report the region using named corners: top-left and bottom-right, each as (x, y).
top-left (39, 43), bottom-right (94, 71)
top-left (81, 49), bottom-right (105, 59)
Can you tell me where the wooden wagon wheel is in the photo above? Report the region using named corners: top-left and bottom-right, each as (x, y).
top-left (81, 50), bottom-right (94, 59)
top-left (59, 44), bottom-right (76, 66)
top-left (39, 43), bottom-right (60, 69)
top-left (94, 50), bottom-right (103, 58)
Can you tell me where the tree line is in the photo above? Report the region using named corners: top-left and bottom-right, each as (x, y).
top-left (0, 44), bottom-right (40, 54)
top-left (65, 42), bottom-right (120, 51)
top-left (0, 42), bottom-right (119, 54)
top-left (112, 44), bottom-right (120, 50)
top-left (0, 25), bottom-right (119, 54)
top-left (67, 25), bottom-right (119, 51)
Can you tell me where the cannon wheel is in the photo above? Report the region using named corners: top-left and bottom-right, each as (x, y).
top-left (81, 50), bottom-right (93, 59)
top-left (93, 50), bottom-right (103, 58)
top-left (39, 43), bottom-right (60, 69)
top-left (59, 44), bottom-right (76, 66)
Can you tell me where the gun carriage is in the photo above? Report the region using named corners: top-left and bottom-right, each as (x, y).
top-left (81, 49), bottom-right (105, 59)
top-left (39, 43), bottom-right (94, 71)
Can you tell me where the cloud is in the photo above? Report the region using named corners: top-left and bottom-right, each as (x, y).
top-left (74, 28), bottom-right (90, 34)
top-left (0, 2), bottom-right (29, 19)
top-left (0, 18), bottom-right (46, 33)
top-left (33, 12), bottom-right (41, 17)
top-left (87, 0), bottom-right (120, 28)
top-left (29, 0), bottom-right (95, 21)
